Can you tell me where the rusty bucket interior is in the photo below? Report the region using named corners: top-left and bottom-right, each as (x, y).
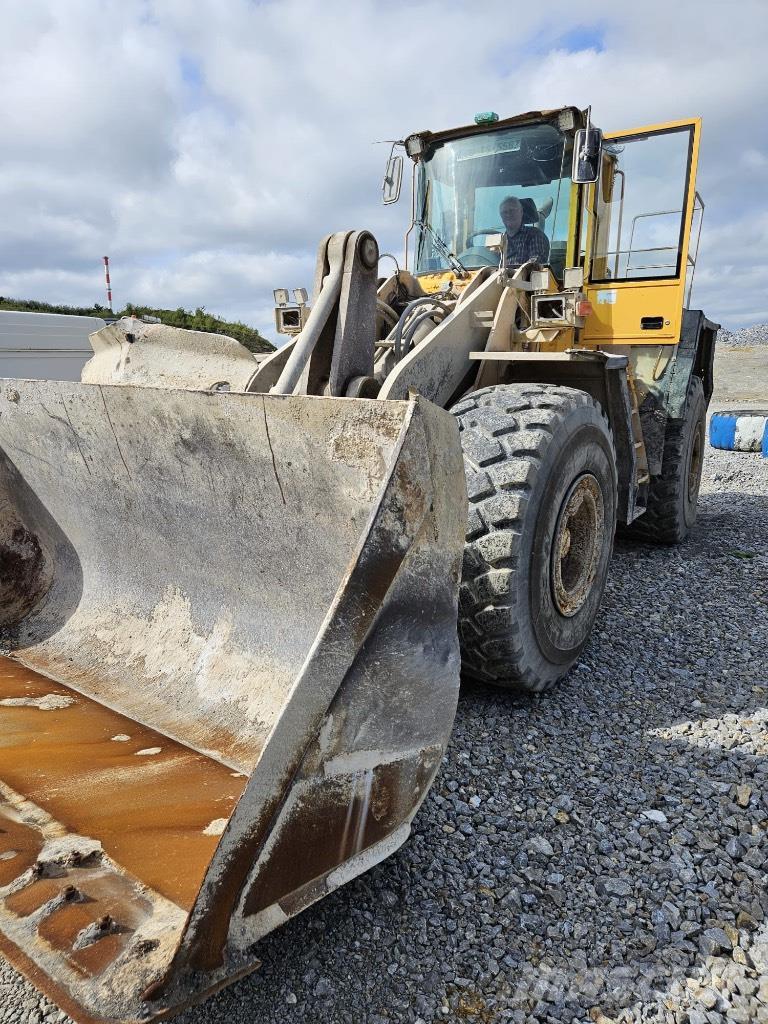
top-left (0, 379), bottom-right (465, 1023)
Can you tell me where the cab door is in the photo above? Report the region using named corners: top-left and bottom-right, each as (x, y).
top-left (581, 118), bottom-right (701, 346)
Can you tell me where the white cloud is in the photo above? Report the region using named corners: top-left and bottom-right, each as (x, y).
top-left (0, 0), bottom-right (766, 334)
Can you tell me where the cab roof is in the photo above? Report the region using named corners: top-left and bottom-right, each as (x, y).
top-left (405, 106), bottom-right (587, 158)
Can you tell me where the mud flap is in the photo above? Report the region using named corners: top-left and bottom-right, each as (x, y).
top-left (0, 380), bottom-right (466, 1023)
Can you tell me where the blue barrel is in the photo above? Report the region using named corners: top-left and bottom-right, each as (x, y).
top-left (710, 410), bottom-right (768, 452)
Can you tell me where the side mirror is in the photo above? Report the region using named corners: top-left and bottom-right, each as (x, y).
top-left (382, 153), bottom-right (403, 205)
top-left (572, 127), bottom-right (603, 184)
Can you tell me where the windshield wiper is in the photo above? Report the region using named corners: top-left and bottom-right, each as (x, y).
top-left (415, 219), bottom-right (470, 279)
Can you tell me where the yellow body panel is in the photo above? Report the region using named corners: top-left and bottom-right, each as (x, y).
top-left (582, 279), bottom-right (683, 344)
top-left (416, 268), bottom-right (485, 295)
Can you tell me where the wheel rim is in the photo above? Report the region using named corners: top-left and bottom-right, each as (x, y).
top-left (551, 473), bottom-right (605, 618)
top-left (688, 420), bottom-right (704, 503)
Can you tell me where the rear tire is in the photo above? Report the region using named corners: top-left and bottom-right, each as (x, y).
top-left (626, 375), bottom-right (706, 544)
top-left (452, 384), bottom-right (617, 692)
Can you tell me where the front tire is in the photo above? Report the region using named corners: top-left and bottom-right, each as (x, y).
top-left (452, 384), bottom-right (617, 692)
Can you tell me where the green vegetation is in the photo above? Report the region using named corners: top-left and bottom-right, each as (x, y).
top-left (0, 297), bottom-right (274, 354)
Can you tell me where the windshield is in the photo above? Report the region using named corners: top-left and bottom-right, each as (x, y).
top-left (413, 123), bottom-right (575, 280)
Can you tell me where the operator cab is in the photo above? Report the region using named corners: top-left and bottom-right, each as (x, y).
top-left (406, 113), bottom-right (577, 283)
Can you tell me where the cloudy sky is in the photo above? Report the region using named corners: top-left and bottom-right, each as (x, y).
top-left (1, 0), bottom-right (766, 339)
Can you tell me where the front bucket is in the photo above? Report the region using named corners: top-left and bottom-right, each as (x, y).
top-left (0, 380), bottom-right (466, 1023)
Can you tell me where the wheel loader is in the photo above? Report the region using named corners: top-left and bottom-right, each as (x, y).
top-left (0, 106), bottom-right (717, 1023)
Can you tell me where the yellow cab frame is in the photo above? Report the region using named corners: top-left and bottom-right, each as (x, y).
top-left (581, 117), bottom-right (702, 348)
top-left (577, 115), bottom-right (717, 494)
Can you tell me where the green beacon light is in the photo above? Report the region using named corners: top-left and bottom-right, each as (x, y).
top-left (474, 111), bottom-right (500, 125)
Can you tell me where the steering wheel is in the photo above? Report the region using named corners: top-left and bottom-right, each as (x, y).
top-left (456, 229), bottom-right (504, 267)
top-left (456, 247), bottom-right (500, 267)
top-left (466, 228), bottom-right (503, 246)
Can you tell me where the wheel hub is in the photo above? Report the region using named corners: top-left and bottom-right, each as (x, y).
top-left (551, 473), bottom-right (605, 617)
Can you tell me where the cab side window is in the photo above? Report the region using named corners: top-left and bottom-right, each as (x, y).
top-left (592, 126), bottom-right (694, 281)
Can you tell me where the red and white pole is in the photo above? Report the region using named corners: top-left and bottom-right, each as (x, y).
top-left (103, 256), bottom-right (113, 312)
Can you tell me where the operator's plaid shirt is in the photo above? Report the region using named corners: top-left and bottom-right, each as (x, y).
top-left (504, 227), bottom-right (550, 268)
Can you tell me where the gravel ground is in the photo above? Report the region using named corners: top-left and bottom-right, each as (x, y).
top-left (2, 440), bottom-right (767, 1024)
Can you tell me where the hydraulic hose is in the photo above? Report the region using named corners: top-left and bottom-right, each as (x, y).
top-left (393, 298), bottom-right (452, 361)
top-left (400, 309), bottom-right (447, 358)
top-left (376, 299), bottom-right (399, 330)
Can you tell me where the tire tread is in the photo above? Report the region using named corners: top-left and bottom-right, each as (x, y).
top-left (454, 384), bottom-right (613, 691)
top-left (626, 376), bottom-right (705, 544)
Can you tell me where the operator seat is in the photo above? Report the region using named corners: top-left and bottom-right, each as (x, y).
top-left (520, 197), bottom-right (554, 231)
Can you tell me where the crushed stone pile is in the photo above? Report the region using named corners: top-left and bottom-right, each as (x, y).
top-left (718, 324), bottom-right (768, 348)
